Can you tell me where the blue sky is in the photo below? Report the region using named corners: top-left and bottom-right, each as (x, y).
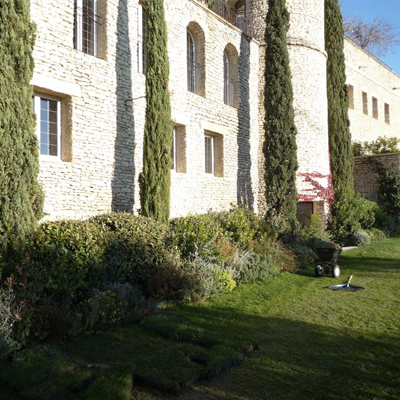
top-left (339, 0), bottom-right (400, 75)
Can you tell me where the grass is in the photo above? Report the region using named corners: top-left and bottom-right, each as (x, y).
top-left (1, 238), bottom-right (400, 399)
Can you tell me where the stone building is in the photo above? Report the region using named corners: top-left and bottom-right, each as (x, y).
top-left (29, 0), bottom-right (400, 222)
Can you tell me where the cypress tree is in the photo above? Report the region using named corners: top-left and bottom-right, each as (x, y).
top-left (139, 0), bottom-right (172, 223)
top-left (0, 0), bottom-right (44, 253)
top-left (263, 0), bottom-right (298, 227)
top-left (325, 0), bottom-right (354, 202)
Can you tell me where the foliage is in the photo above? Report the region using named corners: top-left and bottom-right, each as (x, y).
top-left (365, 227), bottom-right (386, 242)
top-left (139, 0), bottom-right (173, 223)
top-left (169, 214), bottom-right (228, 261)
top-left (328, 194), bottom-right (384, 240)
top-left (189, 258), bottom-right (237, 300)
top-left (19, 220), bottom-right (107, 299)
top-left (0, 287), bottom-right (20, 358)
top-left (344, 15), bottom-right (400, 57)
top-left (0, 0), bottom-right (44, 254)
top-left (212, 207), bottom-right (272, 249)
top-left (353, 136), bottom-right (400, 156)
top-left (231, 251), bottom-right (280, 285)
top-left (251, 238), bottom-right (297, 273)
top-left (325, 0), bottom-right (354, 204)
top-left (362, 157), bottom-right (400, 217)
top-left (263, 0), bottom-right (298, 228)
top-left (349, 230), bottom-right (371, 247)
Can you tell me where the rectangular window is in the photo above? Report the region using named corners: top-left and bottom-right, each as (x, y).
top-left (385, 103), bottom-right (390, 124)
top-left (372, 97), bottom-right (378, 119)
top-left (74, 0), bottom-right (99, 57)
top-left (348, 84), bottom-right (354, 110)
top-left (205, 135), bottom-right (214, 175)
top-left (362, 91), bottom-right (368, 115)
top-left (204, 132), bottom-right (223, 177)
top-left (33, 94), bottom-right (62, 158)
top-left (137, 2), bottom-right (146, 74)
top-left (171, 127), bottom-right (177, 171)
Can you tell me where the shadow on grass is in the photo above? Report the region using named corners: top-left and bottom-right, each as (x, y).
top-left (1, 300), bottom-right (400, 400)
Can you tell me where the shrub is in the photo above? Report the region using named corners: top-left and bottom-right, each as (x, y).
top-left (170, 214), bottom-right (227, 260)
top-left (329, 195), bottom-right (384, 240)
top-left (365, 228), bottom-right (386, 242)
top-left (0, 287), bottom-right (20, 358)
top-left (18, 220), bottom-right (107, 300)
top-left (231, 251), bottom-right (280, 285)
top-left (90, 212), bottom-right (171, 243)
top-left (349, 230), bottom-right (371, 247)
top-left (188, 258), bottom-right (236, 300)
top-left (251, 238), bottom-right (297, 273)
top-left (212, 207), bottom-right (272, 249)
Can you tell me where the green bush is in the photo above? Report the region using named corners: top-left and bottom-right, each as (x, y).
top-left (251, 238), bottom-right (297, 273)
top-left (329, 195), bottom-right (384, 240)
top-left (19, 220), bottom-right (107, 300)
top-left (232, 251), bottom-right (280, 285)
top-left (188, 258), bottom-right (236, 300)
top-left (212, 208), bottom-right (272, 249)
top-left (349, 230), bottom-right (371, 247)
top-left (170, 214), bottom-right (227, 261)
top-left (365, 228), bottom-right (386, 242)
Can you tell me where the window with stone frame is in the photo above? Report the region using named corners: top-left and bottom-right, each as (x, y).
top-left (372, 96), bottom-right (378, 119)
top-left (171, 125), bottom-right (187, 173)
top-left (204, 132), bottom-right (223, 177)
top-left (33, 92), bottom-right (72, 162)
top-left (223, 44), bottom-right (238, 107)
top-left (137, 1), bottom-right (146, 74)
top-left (385, 103), bottom-right (390, 124)
top-left (362, 91), bottom-right (368, 115)
top-left (74, 0), bottom-right (104, 57)
top-left (348, 84), bottom-right (354, 109)
top-left (187, 23), bottom-right (205, 96)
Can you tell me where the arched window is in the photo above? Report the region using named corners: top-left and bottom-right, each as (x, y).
top-left (224, 50), bottom-right (233, 106)
top-left (223, 44), bottom-right (238, 108)
top-left (187, 29), bottom-right (197, 93)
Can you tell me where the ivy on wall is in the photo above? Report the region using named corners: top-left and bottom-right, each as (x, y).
top-left (365, 157), bottom-right (400, 215)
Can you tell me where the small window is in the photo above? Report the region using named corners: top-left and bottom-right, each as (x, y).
top-left (348, 84), bottom-right (354, 109)
top-left (137, 2), bottom-right (146, 74)
top-left (171, 126), bottom-right (187, 173)
top-left (362, 91), bottom-right (368, 115)
top-left (385, 103), bottom-right (390, 124)
top-left (187, 29), bottom-right (197, 93)
top-left (74, 0), bottom-right (100, 57)
top-left (33, 94), bottom-right (62, 158)
top-left (372, 97), bottom-right (378, 119)
top-left (205, 135), bottom-right (214, 174)
top-left (204, 132), bottom-right (223, 177)
top-left (224, 51), bottom-right (233, 106)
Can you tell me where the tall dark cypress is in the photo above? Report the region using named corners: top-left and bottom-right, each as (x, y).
top-left (263, 0), bottom-right (298, 227)
top-left (139, 0), bottom-right (172, 223)
top-left (325, 0), bottom-right (354, 202)
top-left (0, 0), bottom-right (44, 253)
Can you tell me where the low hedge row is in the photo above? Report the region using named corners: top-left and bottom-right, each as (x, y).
top-left (1, 209), bottom-right (295, 353)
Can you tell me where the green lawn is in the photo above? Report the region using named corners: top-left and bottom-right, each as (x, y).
top-left (1, 239), bottom-right (400, 400)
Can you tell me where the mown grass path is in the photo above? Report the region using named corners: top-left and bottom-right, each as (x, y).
top-left (1, 239), bottom-right (400, 400)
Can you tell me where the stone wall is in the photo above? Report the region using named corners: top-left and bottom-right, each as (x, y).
top-left (354, 153), bottom-right (400, 202)
top-left (31, 0), bottom-right (261, 220)
top-left (345, 39), bottom-right (400, 143)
